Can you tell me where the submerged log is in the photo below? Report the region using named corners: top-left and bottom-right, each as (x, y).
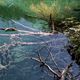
top-left (0, 27), bottom-right (17, 31)
top-left (5, 28), bottom-right (17, 31)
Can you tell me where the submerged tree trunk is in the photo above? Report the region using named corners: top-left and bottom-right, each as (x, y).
top-left (48, 14), bottom-right (56, 33)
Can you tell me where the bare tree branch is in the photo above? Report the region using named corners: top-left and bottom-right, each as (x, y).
top-left (60, 63), bottom-right (73, 80)
top-left (26, 55), bottom-right (61, 78)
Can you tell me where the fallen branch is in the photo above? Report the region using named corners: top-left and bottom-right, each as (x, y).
top-left (60, 63), bottom-right (73, 80)
top-left (0, 31), bottom-right (52, 36)
top-left (46, 47), bottom-right (61, 73)
top-left (26, 56), bottom-right (61, 78)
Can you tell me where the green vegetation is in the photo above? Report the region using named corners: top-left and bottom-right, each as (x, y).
top-left (30, 0), bottom-right (80, 32)
top-left (69, 28), bottom-right (80, 65)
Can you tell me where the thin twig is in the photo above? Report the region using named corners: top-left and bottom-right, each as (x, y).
top-left (26, 56), bottom-right (61, 78)
top-left (60, 63), bottom-right (73, 80)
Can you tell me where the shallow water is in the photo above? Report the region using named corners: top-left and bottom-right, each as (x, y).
top-left (0, 18), bottom-right (79, 80)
